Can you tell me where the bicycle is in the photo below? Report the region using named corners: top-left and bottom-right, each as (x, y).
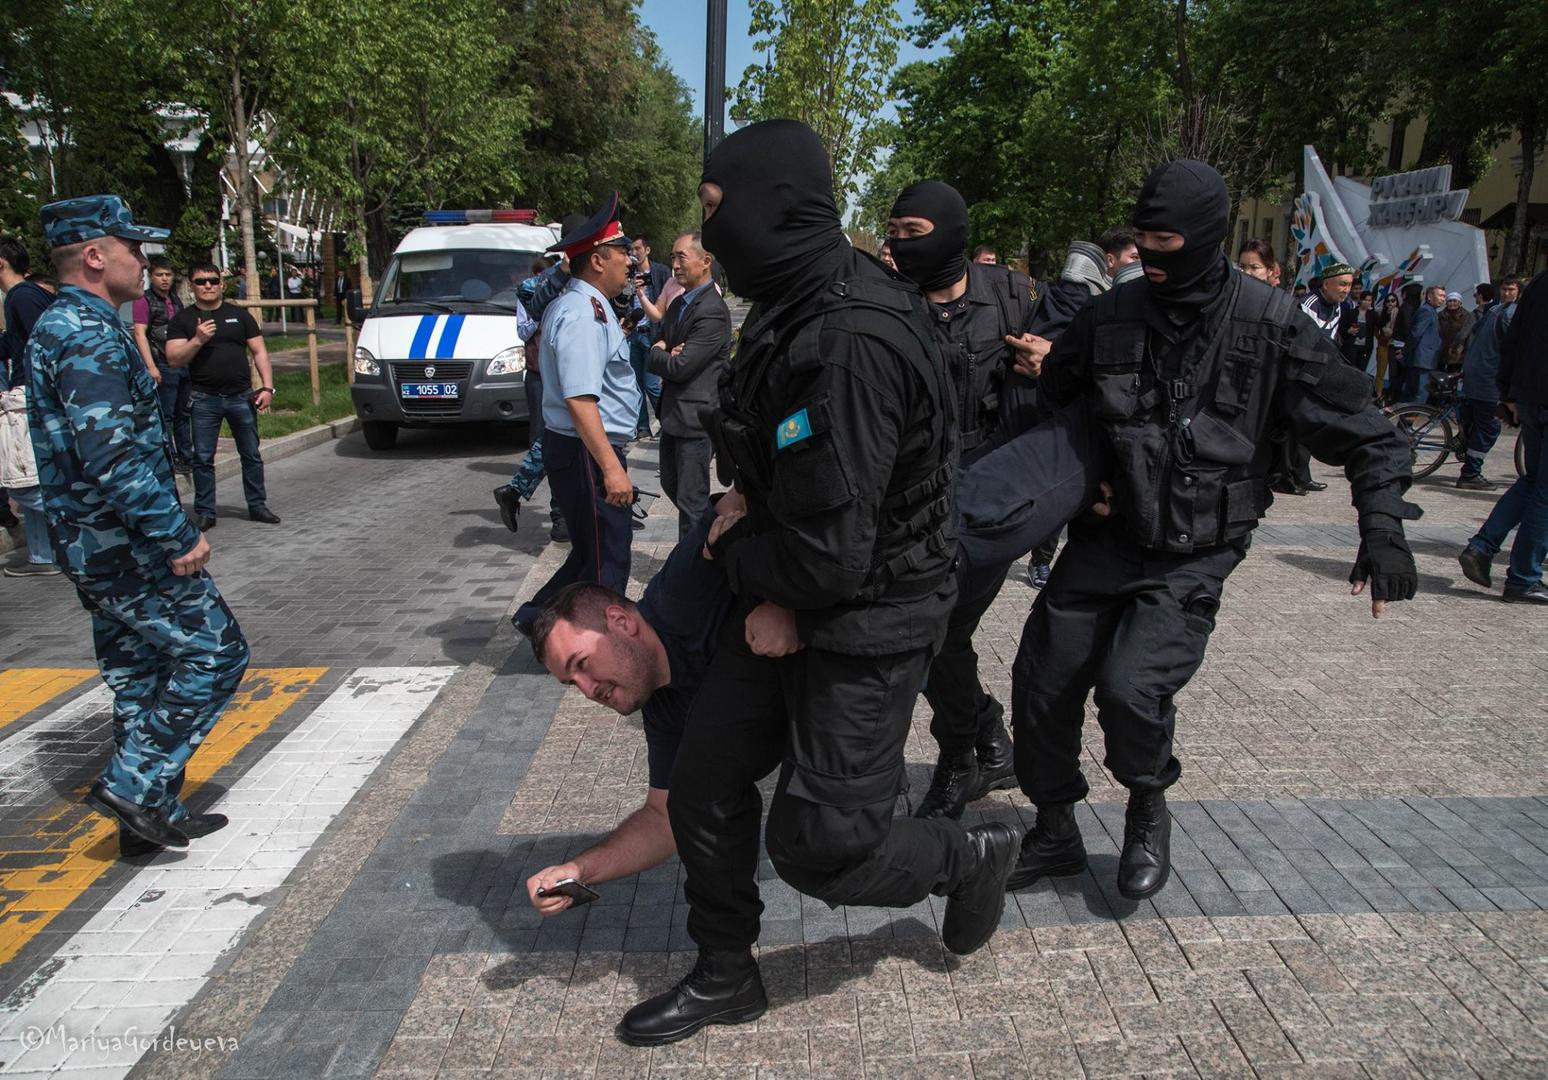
top-left (1382, 371), bottom-right (1527, 480)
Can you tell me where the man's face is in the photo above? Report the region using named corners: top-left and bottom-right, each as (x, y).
top-left (1105, 244), bottom-right (1139, 277)
top-left (88, 236), bottom-right (148, 305)
top-left (150, 267), bottom-right (174, 294)
top-left (1321, 274), bottom-right (1353, 303)
top-left (587, 242), bottom-right (632, 298)
top-left (541, 612), bottom-right (659, 716)
top-left (1133, 229), bottom-right (1184, 283)
top-left (974, 250), bottom-right (997, 265)
top-left (670, 237), bottom-right (712, 288)
top-left (630, 238), bottom-right (650, 266)
top-left (190, 268), bottom-right (224, 305)
top-left (1501, 282), bottom-right (1520, 305)
top-left (1445, 297), bottom-right (1462, 313)
top-left (885, 216), bottom-right (933, 240)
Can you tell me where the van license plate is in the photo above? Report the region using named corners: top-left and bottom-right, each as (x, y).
top-left (401, 382), bottom-right (460, 398)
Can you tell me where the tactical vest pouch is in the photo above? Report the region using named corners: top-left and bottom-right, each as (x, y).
top-left (1091, 325), bottom-right (1145, 421)
top-left (1215, 346), bottom-right (1262, 415)
top-left (769, 394), bottom-right (855, 519)
top-left (705, 406), bottom-right (773, 499)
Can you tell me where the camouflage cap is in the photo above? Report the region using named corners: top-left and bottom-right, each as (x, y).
top-left (39, 195), bottom-right (170, 249)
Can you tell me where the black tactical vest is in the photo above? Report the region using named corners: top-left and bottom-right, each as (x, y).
top-left (708, 256), bottom-right (959, 601)
top-left (1089, 273), bottom-right (1299, 554)
top-left (927, 264), bottom-right (1034, 461)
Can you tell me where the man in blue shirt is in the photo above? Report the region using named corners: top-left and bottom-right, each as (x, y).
top-left (513, 195), bottom-right (642, 634)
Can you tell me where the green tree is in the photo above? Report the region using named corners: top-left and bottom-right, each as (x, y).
top-left (494, 3), bottom-right (700, 247)
top-left (271, 0), bottom-right (530, 297)
top-left (731, 0), bottom-right (902, 211)
top-left (1, 3), bottom-right (187, 264)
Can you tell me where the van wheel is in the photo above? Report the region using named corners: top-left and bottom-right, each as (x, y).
top-left (362, 421), bottom-right (399, 450)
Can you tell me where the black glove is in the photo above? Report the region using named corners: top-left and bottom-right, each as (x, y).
top-left (1348, 530), bottom-right (1417, 602)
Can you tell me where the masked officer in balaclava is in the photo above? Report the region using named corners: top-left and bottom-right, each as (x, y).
top-left (884, 180), bottom-right (1036, 819)
top-left (1007, 160), bottom-right (1419, 903)
top-left (616, 121), bottom-right (1020, 1048)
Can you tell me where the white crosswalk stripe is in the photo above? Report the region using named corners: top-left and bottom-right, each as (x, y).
top-left (0, 667), bottom-right (455, 1077)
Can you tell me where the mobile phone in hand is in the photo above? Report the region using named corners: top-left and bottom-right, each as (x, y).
top-left (536, 877), bottom-right (600, 906)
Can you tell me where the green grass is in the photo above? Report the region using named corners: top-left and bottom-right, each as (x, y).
top-left (262, 334), bottom-right (316, 353)
top-left (256, 362), bottom-right (356, 438)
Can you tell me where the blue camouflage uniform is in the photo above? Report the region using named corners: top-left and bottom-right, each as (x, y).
top-left (25, 196), bottom-right (249, 823)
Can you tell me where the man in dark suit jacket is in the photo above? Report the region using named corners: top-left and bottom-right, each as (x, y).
top-left (648, 230), bottom-right (732, 537)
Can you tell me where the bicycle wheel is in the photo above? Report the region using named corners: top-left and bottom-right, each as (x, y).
top-left (1517, 428), bottom-right (1528, 478)
top-left (1384, 402), bottom-right (1452, 479)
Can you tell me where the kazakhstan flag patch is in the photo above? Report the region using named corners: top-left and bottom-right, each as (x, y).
top-left (776, 408), bottom-right (813, 449)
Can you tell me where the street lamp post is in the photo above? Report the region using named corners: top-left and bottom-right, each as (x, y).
top-left (704, 0), bottom-right (727, 166)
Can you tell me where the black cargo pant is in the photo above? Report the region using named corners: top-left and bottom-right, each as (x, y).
top-left (1010, 522), bottom-right (1246, 806)
top-left (923, 561), bottom-right (1010, 757)
top-left (668, 612), bottom-right (977, 951)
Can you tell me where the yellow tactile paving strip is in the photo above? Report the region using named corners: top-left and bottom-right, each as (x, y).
top-left (0, 666), bottom-right (327, 965)
top-left (0, 668), bottom-right (98, 736)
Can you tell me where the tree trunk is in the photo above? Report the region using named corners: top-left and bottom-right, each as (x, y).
top-left (227, 49), bottom-right (261, 305)
top-left (354, 215), bottom-right (374, 305)
top-left (1501, 106), bottom-right (1538, 277)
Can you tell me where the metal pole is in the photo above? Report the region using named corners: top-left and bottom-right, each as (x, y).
top-left (276, 238), bottom-right (288, 336)
top-left (704, 0), bottom-right (728, 166)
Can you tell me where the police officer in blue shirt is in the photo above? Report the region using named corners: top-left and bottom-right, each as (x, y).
top-left (25, 196), bottom-right (250, 856)
top-left (513, 195), bottom-right (642, 634)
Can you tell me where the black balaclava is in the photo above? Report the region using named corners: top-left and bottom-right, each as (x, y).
top-left (1131, 160), bottom-right (1231, 309)
top-left (700, 119), bottom-right (847, 302)
top-left (888, 181), bottom-right (968, 292)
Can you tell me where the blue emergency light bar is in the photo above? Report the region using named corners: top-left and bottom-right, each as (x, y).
top-left (423, 209), bottom-right (539, 225)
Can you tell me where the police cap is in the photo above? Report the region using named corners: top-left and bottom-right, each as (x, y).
top-left (40, 195), bottom-right (171, 249)
top-left (547, 192), bottom-right (624, 259)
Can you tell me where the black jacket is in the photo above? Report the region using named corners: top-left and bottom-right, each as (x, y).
top-left (1042, 268), bottom-right (1415, 554)
top-left (707, 247), bottom-right (958, 654)
top-left (1500, 268), bottom-right (1548, 407)
top-left (648, 286), bottom-right (731, 438)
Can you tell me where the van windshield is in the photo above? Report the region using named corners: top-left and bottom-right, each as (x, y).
top-left (376, 248), bottom-right (546, 313)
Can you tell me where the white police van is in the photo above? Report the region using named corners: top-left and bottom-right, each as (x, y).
top-left (350, 210), bottom-right (558, 450)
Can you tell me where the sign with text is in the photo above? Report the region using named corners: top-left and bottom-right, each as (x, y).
top-left (1369, 165), bottom-right (1469, 228)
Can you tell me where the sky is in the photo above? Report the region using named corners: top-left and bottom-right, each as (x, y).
top-left (635, 0), bottom-right (944, 128)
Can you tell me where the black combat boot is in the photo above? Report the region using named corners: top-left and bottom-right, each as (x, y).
top-left (616, 948), bottom-right (766, 1046)
top-left (492, 485), bottom-right (522, 532)
top-left (942, 822), bottom-right (1020, 955)
top-left (972, 713), bottom-right (1017, 800)
top-left (912, 749), bottom-right (979, 820)
top-left (1006, 802), bottom-right (1086, 890)
top-left (1117, 788), bottom-right (1171, 900)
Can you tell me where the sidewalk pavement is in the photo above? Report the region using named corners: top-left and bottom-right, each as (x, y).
top-left (1, 433), bottom-right (1544, 1079)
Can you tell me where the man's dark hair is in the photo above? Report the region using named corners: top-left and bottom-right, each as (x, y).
top-left (1501, 275), bottom-right (1521, 289)
top-left (148, 254), bottom-right (175, 272)
top-left (1476, 282), bottom-right (1496, 303)
top-left (530, 582), bottom-right (637, 665)
top-left (971, 244), bottom-right (996, 259)
top-left (0, 236), bottom-right (30, 276)
top-left (189, 260), bottom-right (220, 279)
top-left (1097, 226), bottom-right (1135, 256)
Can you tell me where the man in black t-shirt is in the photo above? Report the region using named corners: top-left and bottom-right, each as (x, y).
top-left (164, 261), bottom-right (280, 530)
top-left (523, 504), bottom-right (754, 914)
